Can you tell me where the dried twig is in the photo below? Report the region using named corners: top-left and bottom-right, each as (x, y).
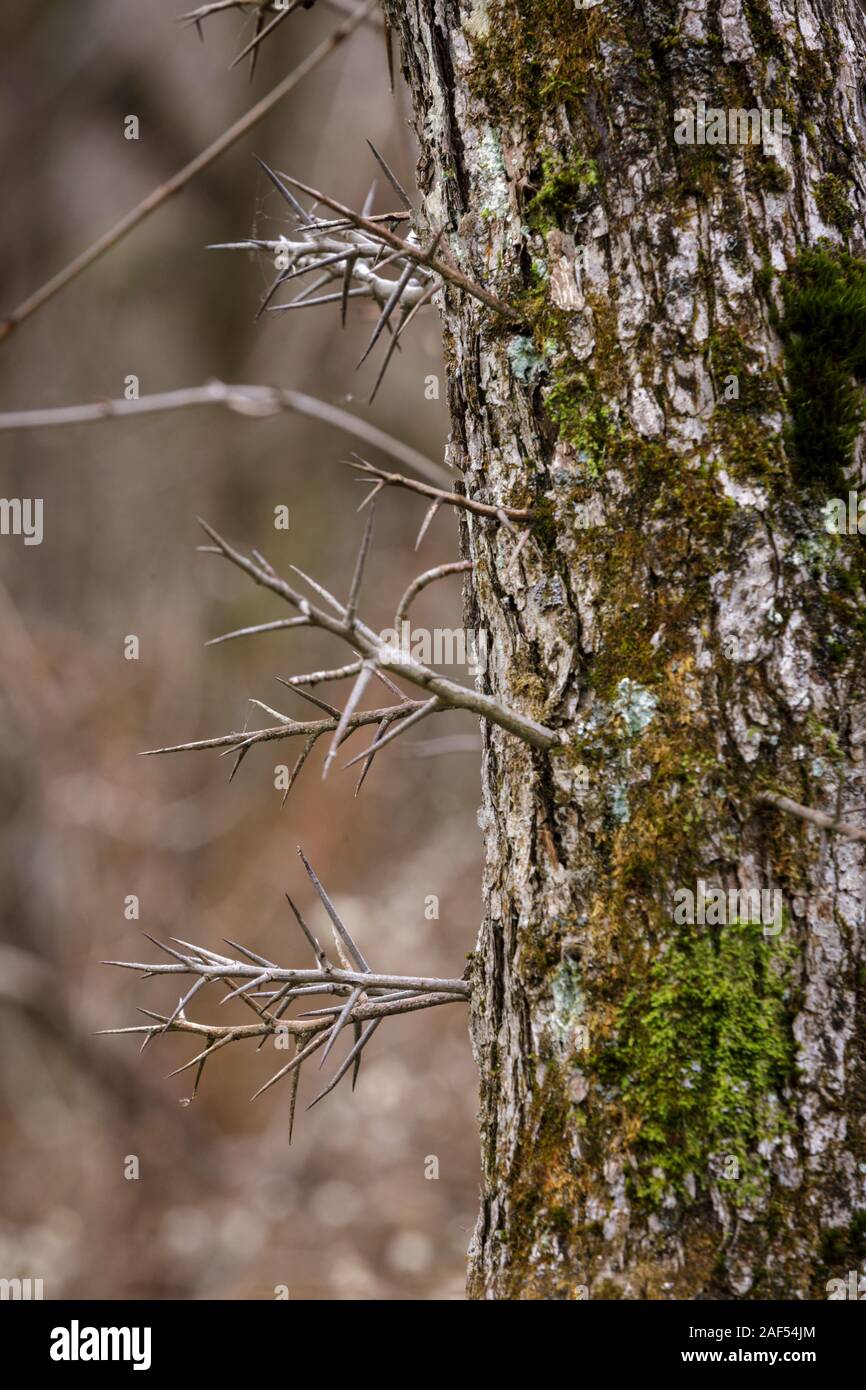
top-left (0, 381), bottom-right (447, 484)
top-left (100, 849), bottom-right (469, 1124)
top-left (347, 454), bottom-right (533, 527)
top-left (395, 560), bottom-right (472, 626)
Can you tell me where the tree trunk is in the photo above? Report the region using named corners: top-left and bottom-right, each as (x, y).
top-left (385, 0), bottom-right (866, 1299)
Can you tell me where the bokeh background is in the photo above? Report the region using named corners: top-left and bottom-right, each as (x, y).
top-left (0, 0), bottom-right (482, 1299)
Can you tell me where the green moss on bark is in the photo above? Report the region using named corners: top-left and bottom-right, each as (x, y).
top-left (779, 244), bottom-right (866, 492)
top-left (599, 921), bottom-right (798, 1208)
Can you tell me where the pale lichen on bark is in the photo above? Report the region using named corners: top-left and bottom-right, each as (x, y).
top-left (385, 0), bottom-right (866, 1298)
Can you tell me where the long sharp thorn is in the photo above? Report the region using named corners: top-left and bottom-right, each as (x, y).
top-left (356, 480), bottom-right (384, 513)
top-left (255, 156), bottom-right (313, 224)
top-left (357, 263), bottom-right (414, 369)
top-left (383, 14), bottom-right (395, 93)
top-left (206, 617), bottom-right (309, 647)
top-left (274, 678), bottom-right (340, 719)
top-left (354, 715), bottom-right (390, 796)
top-left (296, 846), bottom-right (370, 972)
top-left (366, 140), bottom-right (413, 212)
top-left (251, 1027), bottom-right (328, 1101)
top-left (282, 733), bottom-right (318, 807)
top-left (288, 564), bottom-right (346, 615)
top-left (141, 934), bottom-right (195, 966)
top-left (223, 939), bottom-right (276, 968)
top-left (322, 662), bottom-right (374, 779)
top-left (318, 985), bottom-right (363, 1068)
top-left (255, 265), bottom-right (291, 321)
top-left (352, 1019), bottom-right (363, 1090)
top-left (342, 698), bottom-right (440, 768)
top-left (249, 10), bottom-right (264, 82)
top-left (368, 305), bottom-right (410, 403)
top-left (220, 972), bottom-right (271, 1005)
top-left (164, 975), bottom-right (208, 1029)
top-left (369, 664), bottom-right (408, 702)
top-left (189, 1051), bottom-right (208, 1100)
top-left (361, 180), bottom-right (377, 219)
top-left (288, 1039), bottom-right (301, 1142)
top-left (285, 891), bottom-right (328, 968)
top-left (345, 504), bottom-right (376, 626)
top-left (269, 289), bottom-right (368, 311)
top-left (231, 3), bottom-right (296, 70)
top-left (306, 1019), bottom-right (380, 1110)
top-left (168, 1033), bottom-right (230, 1079)
top-left (170, 938), bottom-right (235, 964)
top-left (415, 498), bottom-right (441, 550)
top-left (341, 251), bottom-right (358, 327)
top-left (228, 741), bottom-right (251, 783)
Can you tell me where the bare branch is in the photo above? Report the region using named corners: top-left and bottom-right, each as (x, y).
top-left (183, 518), bottom-right (559, 752)
top-left (0, 381), bottom-right (446, 484)
top-left (347, 455), bottom-right (533, 523)
top-left (757, 790), bottom-right (866, 844)
top-left (396, 560), bottom-right (473, 626)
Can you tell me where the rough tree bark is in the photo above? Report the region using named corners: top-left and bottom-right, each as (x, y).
top-left (384, 0), bottom-right (866, 1298)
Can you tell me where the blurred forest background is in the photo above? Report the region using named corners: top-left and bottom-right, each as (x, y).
top-left (0, 0), bottom-right (482, 1299)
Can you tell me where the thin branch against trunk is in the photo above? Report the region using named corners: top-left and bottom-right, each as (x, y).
top-left (191, 517), bottom-right (561, 751)
top-left (395, 560), bottom-right (472, 626)
top-left (757, 790), bottom-right (866, 844)
top-left (347, 455), bottom-right (534, 521)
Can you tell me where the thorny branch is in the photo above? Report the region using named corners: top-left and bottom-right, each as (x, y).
top-left (211, 146), bottom-right (517, 399)
top-left (142, 513), bottom-right (561, 794)
top-left (233, 162), bottom-right (521, 334)
top-left (0, 0), bottom-right (377, 345)
top-left (100, 848), bottom-right (469, 1127)
top-left (347, 454), bottom-right (534, 547)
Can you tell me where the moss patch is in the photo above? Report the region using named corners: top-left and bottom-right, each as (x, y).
top-left (599, 920), bottom-right (797, 1208)
top-left (525, 151), bottom-right (599, 233)
top-left (815, 174), bottom-right (856, 235)
top-left (779, 243), bottom-right (866, 491)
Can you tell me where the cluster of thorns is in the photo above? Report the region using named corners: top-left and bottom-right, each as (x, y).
top-left (104, 1), bottom-right (548, 1124)
top-left (102, 846), bottom-right (469, 1135)
top-left (102, 470), bottom-right (554, 1120)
